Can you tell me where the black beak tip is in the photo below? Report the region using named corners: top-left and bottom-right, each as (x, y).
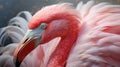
top-left (15, 59), bottom-right (21, 67)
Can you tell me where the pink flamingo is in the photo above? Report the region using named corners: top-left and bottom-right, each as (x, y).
top-left (13, 1), bottom-right (120, 67)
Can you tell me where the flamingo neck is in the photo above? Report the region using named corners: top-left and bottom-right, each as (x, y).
top-left (47, 27), bottom-right (79, 67)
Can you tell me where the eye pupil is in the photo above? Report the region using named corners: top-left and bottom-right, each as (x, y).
top-left (41, 23), bottom-right (47, 29)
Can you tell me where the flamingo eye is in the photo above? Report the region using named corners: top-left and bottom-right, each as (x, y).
top-left (40, 23), bottom-right (48, 30)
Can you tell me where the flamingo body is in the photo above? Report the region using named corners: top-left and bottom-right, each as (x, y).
top-left (0, 1), bottom-right (120, 67)
top-left (25, 1), bottom-right (120, 67)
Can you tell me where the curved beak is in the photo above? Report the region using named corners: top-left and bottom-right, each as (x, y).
top-left (14, 23), bottom-right (47, 67)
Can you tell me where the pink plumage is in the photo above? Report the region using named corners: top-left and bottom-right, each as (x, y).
top-left (21, 1), bottom-right (120, 67)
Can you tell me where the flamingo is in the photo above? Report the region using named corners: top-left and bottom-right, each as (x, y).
top-left (0, 1), bottom-right (120, 67)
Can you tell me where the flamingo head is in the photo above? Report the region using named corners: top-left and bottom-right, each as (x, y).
top-left (14, 3), bottom-right (80, 67)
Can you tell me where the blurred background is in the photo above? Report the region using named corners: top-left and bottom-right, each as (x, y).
top-left (0, 0), bottom-right (120, 28)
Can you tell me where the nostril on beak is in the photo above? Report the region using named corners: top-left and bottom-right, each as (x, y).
top-left (22, 37), bottom-right (30, 44)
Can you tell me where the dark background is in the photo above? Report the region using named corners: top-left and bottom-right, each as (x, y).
top-left (0, 0), bottom-right (120, 28)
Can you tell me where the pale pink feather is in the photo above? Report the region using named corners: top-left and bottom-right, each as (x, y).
top-left (67, 1), bottom-right (120, 67)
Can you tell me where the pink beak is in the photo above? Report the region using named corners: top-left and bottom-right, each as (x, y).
top-left (13, 23), bottom-right (47, 67)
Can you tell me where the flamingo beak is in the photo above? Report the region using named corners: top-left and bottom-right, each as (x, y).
top-left (13, 23), bottom-right (47, 67)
